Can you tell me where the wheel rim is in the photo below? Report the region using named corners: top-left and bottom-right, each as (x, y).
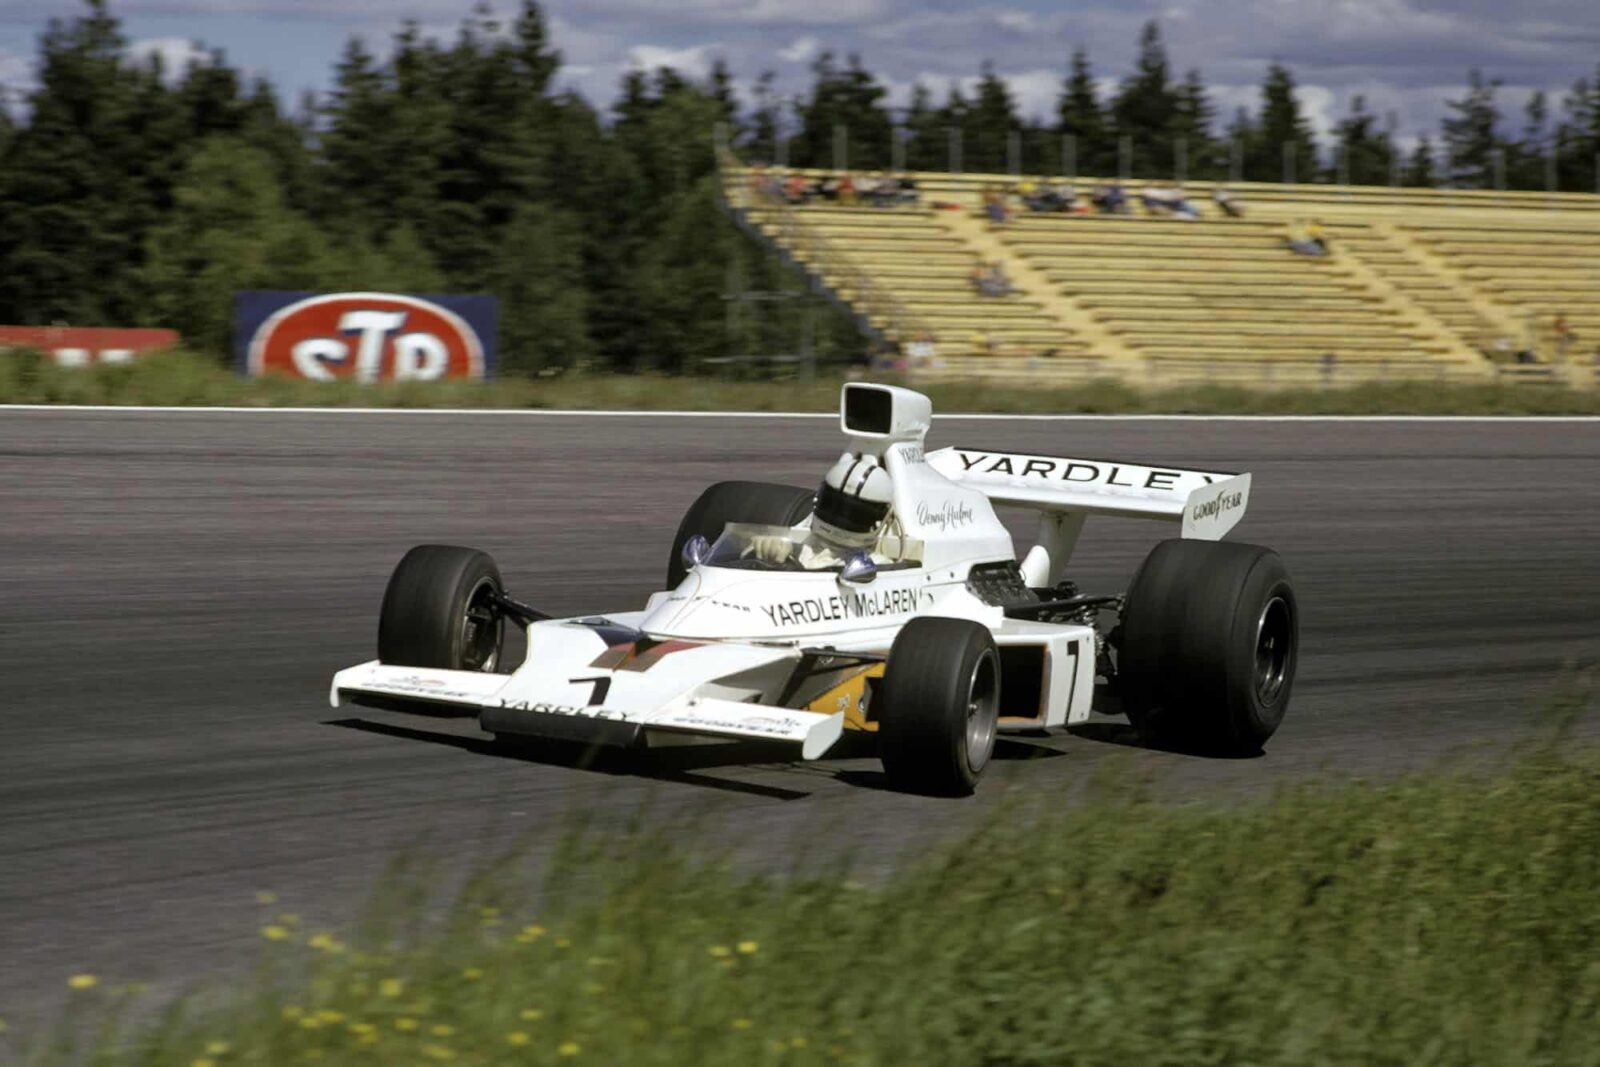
top-left (964, 649), bottom-right (1000, 772)
top-left (1254, 595), bottom-right (1292, 705)
top-left (459, 577), bottom-right (502, 672)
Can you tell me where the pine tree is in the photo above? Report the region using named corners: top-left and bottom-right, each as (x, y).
top-left (1057, 47), bottom-right (1111, 177)
top-left (1171, 68), bottom-right (1216, 179)
top-left (744, 70), bottom-right (782, 164)
top-left (1510, 90), bottom-right (1549, 189)
top-left (793, 51), bottom-right (891, 171)
top-left (1403, 136), bottom-right (1437, 187)
top-left (965, 61), bottom-right (1018, 173)
top-left (1441, 69), bottom-right (1504, 188)
top-left (1110, 21), bottom-right (1177, 177)
top-left (1334, 95), bottom-right (1395, 186)
top-left (903, 82), bottom-right (945, 171)
top-left (1247, 63), bottom-right (1317, 183)
top-left (1554, 75), bottom-right (1597, 193)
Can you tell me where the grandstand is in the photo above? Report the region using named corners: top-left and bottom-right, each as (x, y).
top-left (724, 164), bottom-right (1600, 388)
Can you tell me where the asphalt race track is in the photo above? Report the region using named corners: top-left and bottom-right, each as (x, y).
top-left (2, 408), bottom-right (1598, 1015)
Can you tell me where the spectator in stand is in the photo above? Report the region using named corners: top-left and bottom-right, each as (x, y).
top-left (1285, 218), bottom-right (1328, 256)
top-left (1169, 184), bottom-right (1199, 220)
top-left (783, 173), bottom-right (811, 204)
top-left (1091, 182), bottom-right (1128, 214)
top-left (983, 185), bottom-right (1010, 225)
top-left (1141, 184), bottom-right (1176, 215)
top-left (868, 173), bottom-right (896, 207)
top-left (970, 260), bottom-right (1014, 298)
top-left (898, 174), bottom-right (920, 205)
top-left (1213, 187), bottom-right (1244, 217)
top-left (837, 173), bottom-right (858, 206)
top-left (906, 331), bottom-right (940, 369)
top-left (1554, 313), bottom-right (1577, 361)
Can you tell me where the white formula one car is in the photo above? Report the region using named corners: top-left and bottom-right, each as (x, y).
top-left (332, 383), bottom-right (1298, 795)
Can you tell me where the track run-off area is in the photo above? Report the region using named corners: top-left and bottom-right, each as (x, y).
top-left (2, 407), bottom-right (1597, 1013)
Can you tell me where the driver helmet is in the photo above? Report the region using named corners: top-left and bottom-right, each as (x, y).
top-left (812, 452), bottom-right (893, 548)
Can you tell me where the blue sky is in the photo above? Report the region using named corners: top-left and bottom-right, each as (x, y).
top-left (2, 0), bottom-right (1597, 146)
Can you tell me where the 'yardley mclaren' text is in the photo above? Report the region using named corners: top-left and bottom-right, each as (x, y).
top-left (954, 451), bottom-right (1216, 491)
top-left (761, 588), bottom-right (930, 627)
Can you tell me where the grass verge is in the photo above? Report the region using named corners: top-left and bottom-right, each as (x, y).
top-left (9, 683), bottom-right (1598, 1066)
top-left (3, 349), bottom-right (1600, 414)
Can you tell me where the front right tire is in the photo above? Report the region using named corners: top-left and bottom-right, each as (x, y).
top-left (876, 617), bottom-right (1002, 796)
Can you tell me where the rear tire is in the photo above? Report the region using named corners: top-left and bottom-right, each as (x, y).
top-left (665, 481), bottom-right (816, 588)
top-left (1118, 539), bottom-right (1298, 754)
top-left (377, 545), bottom-right (505, 672)
top-left (877, 617), bottom-right (1001, 796)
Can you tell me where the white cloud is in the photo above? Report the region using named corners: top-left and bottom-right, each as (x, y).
top-left (128, 36), bottom-right (211, 80)
top-left (627, 43), bottom-right (715, 79)
top-left (778, 35), bottom-right (818, 63)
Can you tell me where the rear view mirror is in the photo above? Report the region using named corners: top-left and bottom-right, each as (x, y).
top-left (682, 534), bottom-right (711, 570)
top-left (839, 551), bottom-right (877, 585)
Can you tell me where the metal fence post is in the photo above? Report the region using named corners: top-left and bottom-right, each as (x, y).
top-left (832, 124), bottom-right (848, 172)
top-left (1492, 147), bottom-right (1505, 191)
top-left (1007, 129), bottom-right (1021, 177)
top-left (1282, 140), bottom-right (1295, 185)
top-left (1174, 135), bottom-right (1187, 184)
top-left (1230, 138), bottom-right (1243, 184)
top-left (948, 126), bottom-right (962, 174)
top-left (1118, 135), bottom-right (1131, 181)
top-left (891, 125), bottom-right (906, 173)
top-left (1062, 133), bottom-right (1076, 182)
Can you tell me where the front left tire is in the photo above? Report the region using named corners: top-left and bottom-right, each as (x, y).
top-left (377, 544), bottom-right (505, 671)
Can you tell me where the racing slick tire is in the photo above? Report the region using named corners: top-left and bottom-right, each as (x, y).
top-left (1118, 539), bottom-right (1298, 755)
top-left (377, 545), bottom-right (505, 672)
top-left (876, 617), bottom-right (1002, 796)
top-left (666, 481), bottom-right (817, 588)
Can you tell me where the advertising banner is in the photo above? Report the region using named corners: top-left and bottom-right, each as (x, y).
top-left (235, 291), bottom-right (498, 382)
top-left (0, 326), bottom-right (180, 366)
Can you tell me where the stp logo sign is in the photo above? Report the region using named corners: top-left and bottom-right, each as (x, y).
top-left (235, 291), bottom-right (497, 382)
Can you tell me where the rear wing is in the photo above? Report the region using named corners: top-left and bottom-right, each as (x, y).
top-left (926, 447), bottom-right (1249, 540)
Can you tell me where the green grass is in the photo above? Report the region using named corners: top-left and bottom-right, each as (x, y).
top-left (3, 348), bottom-right (1600, 414)
top-left (10, 682), bottom-right (1599, 1067)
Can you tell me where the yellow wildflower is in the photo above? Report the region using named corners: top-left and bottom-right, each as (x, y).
top-left (276, 913), bottom-right (300, 926)
top-left (395, 1018), bottom-right (419, 1032)
top-left (379, 978), bottom-right (404, 998)
top-left (205, 1040), bottom-right (232, 1055)
top-left (506, 1032), bottom-right (530, 1047)
top-left (255, 891), bottom-right (277, 905)
top-left (431, 1024), bottom-right (455, 1037)
top-left (558, 1040), bottom-right (581, 1057)
top-left (791, 1037), bottom-right (809, 1048)
top-left (347, 1023), bottom-right (375, 1037)
top-left (460, 967), bottom-right (483, 981)
top-left (519, 1008), bottom-right (544, 1022)
top-left (737, 940), bottom-right (759, 955)
top-left (307, 933), bottom-right (341, 953)
top-left (260, 925), bottom-right (290, 942)
top-left (298, 1017), bottom-right (321, 1031)
top-left (191, 1059), bottom-right (215, 1067)
top-left (316, 1010), bottom-right (345, 1025)
top-left (708, 945), bottom-right (732, 958)
top-left (731, 1018), bottom-right (753, 1030)
top-left (554, 937), bottom-right (572, 949)
top-left (67, 975), bottom-right (99, 991)
top-left (421, 1045), bottom-right (455, 1061)
top-left (519, 924), bottom-right (547, 941)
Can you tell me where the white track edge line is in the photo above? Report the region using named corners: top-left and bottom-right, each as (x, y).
top-left (0, 404), bottom-right (1597, 422)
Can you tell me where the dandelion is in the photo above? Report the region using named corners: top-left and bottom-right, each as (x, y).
top-left (558, 1040), bottom-right (581, 1056)
top-left (431, 1024), bottom-right (455, 1037)
top-left (298, 1017), bottom-right (321, 1031)
top-left (347, 1023), bottom-right (375, 1037)
top-left (307, 933), bottom-right (344, 953)
top-left (737, 940), bottom-right (759, 955)
top-left (261, 925), bottom-right (291, 942)
top-left (519, 1008), bottom-right (544, 1022)
top-left (731, 1018), bottom-right (753, 1030)
top-left (255, 891), bottom-right (277, 905)
top-left (67, 974), bottom-right (99, 991)
top-left (205, 1040), bottom-right (232, 1055)
top-left (395, 1018), bottom-right (419, 1032)
top-left (316, 1010), bottom-right (346, 1025)
top-left (790, 1037), bottom-right (809, 1048)
top-left (460, 967), bottom-right (483, 981)
top-left (518, 924), bottom-right (547, 942)
top-left (506, 1032), bottom-right (530, 1047)
top-left (708, 945), bottom-right (732, 958)
top-left (421, 1044), bottom-right (456, 1061)
top-left (191, 1059), bottom-right (215, 1067)
top-left (379, 978), bottom-right (405, 998)
top-left (554, 937), bottom-right (572, 949)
